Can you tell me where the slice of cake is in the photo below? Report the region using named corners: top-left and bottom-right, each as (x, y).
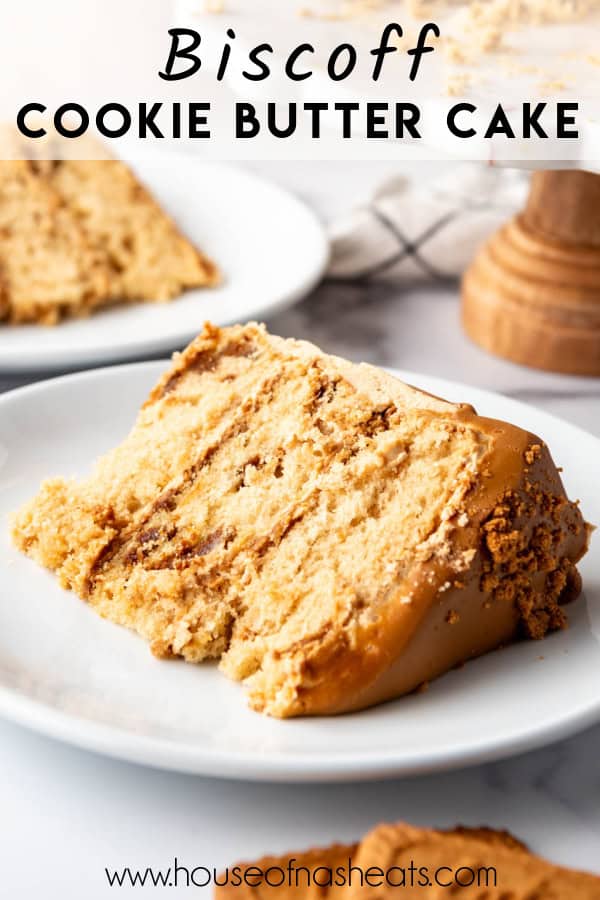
top-left (40, 158), bottom-right (218, 303)
top-left (0, 154), bottom-right (217, 325)
top-left (215, 821), bottom-right (600, 898)
top-left (12, 323), bottom-right (589, 717)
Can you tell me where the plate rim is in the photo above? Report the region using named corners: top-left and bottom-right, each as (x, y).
top-left (0, 360), bottom-right (598, 782)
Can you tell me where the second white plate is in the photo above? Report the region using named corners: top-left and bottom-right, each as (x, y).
top-left (0, 157), bottom-right (328, 373)
top-left (0, 362), bottom-right (598, 781)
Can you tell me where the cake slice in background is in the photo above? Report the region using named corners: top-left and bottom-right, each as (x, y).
top-left (12, 323), bottom-right (589, 716)
top-left (41, 157), bottom-right (218, 304)
top-left (0, 160), bottom-right (110, 324)
top-left (215, 820), bottom-right (600, 898)
top-left (0, 148), bottom-right (217, 325)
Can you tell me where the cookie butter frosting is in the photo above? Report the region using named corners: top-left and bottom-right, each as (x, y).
top-left (215, 820), bottom-right (600, 899)
top-left (12, 323), bottom-right (590, 717)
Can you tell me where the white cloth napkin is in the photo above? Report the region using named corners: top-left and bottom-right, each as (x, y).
top-left (327, 167), bottom-right (529, 282)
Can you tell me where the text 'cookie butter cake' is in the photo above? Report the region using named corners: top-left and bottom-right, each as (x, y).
top-left (0, 157), bottom-right (217, 325)
top-left (12, 323), bottom-right (589, 717)
top-left (215, 820), bottom-right (600, 898)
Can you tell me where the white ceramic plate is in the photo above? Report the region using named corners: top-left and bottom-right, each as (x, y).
top-left (0, 362), bottom-right (598, 781)
top-left (0, 158), bottom-right (328, 373)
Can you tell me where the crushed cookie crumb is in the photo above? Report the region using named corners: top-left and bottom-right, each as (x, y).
top-left (538, 77), bottom-right (569, 92)
top-left (479, 481), bottom-right (586, 642)
top-left (524, 443), bottom-right (542, 466)
top-left (446, 73), bottom-right (472, 96)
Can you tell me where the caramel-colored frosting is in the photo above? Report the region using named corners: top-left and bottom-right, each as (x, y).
top-left (311, 416), bottom-right (586, 715)
top-left (216, 820), bottom-right (600, 899)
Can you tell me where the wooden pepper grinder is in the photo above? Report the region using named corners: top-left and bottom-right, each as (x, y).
top-left (461, 169), bottom-right (600, 375)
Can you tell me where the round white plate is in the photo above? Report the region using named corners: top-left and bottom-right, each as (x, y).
top-left (0, 159), bottom-right (328, 373)
top-left (0, 362), bottom-right (598, 781)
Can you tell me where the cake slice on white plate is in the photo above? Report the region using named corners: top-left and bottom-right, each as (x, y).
top-left (13, 323), bottom-right (589, 716)
top-left (0, 149), bottom-right (217, 325)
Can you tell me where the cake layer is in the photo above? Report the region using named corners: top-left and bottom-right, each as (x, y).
top-left (13, 323), bottom-right (589, 716)
top-left (216, 821), bottom-right (600, 899)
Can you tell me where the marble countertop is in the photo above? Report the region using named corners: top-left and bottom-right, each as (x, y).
top-left (1, 161), bottom-right (600, 898)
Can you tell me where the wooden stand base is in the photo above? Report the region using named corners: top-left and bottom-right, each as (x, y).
top-left (461, 170), bottom-right (600, 376)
